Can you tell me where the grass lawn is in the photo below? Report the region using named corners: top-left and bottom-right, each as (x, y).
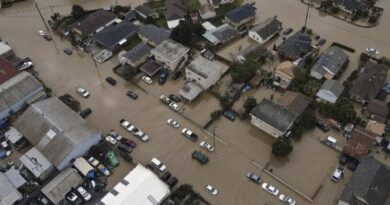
top-left (182, 0), bottom-right (201, 11)
top-left (146, 0), bottom-right (166, 9)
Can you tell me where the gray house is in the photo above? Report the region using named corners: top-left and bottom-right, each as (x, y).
top-left (316, 79), bottom-right (344, 104)
top-left (0, 172), bottom-right (22, 205)
top-left (224, 4), bottom-right (256, 28)
top-left (310, 46), bottom-right (349, 80)
top-left (202, 24), bottom-right (239, 46)
top-left (138, 24), bottom-right (171, 47)
top-left (14, 98), bottom-right (101, 170)
top-left (120, 43), bottom-right (152, 68)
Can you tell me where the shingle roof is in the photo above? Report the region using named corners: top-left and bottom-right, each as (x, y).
top-left (225, 4), bottom-right (256, 23)
top-left (366, 99), bottom-right (389, 119)
top-left (202, 24), bottom-right (239, 45)
top-left (134, 4), bottom-right (157, 17)
top-left (0, 57), bottom-right (19, 84)
top-left (139, 61), bottom-right (162, 76)
top-left (73, 10), bottom-right (117, 36)
top-left (277, 91), bottom-right (311, 115)
top-left (340, 156), bottom-right (390, 205)
top-left (138, 24), bottom-right (171, 46)
top-left (278, 32), bottom-right (312, 60)
top-left (93, 20), bottom-right (139, 50)
top-left (165, 0), bottom-right (187, 21)
top-left (333, 0), bottom-right (370, 12)
top-left (319, 79), bottom-right (344, 97)
top-left (151, 39), bottom-right (189, 62)
top-left (123, 43), bottom-right (152, 63)
top-left (311, 46), bottom-right (349, 77)
top-left (250, 98), bottom-right (297, 133)
top-left (250, 17), bottom-right (282, 40)
top-left (344, 127), bottom-right (375, 159)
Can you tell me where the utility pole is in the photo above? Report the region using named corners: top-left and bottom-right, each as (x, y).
top-left (35, 1), bottom-right (59, 53)
top-left (87, 48), bottom-right (105, 87)
top-left (303, 0), bottom-right (311, 32)
top-left (213, 123), bottom-right (216, 150)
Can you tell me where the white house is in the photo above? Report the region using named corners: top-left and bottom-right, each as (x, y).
top-left (316, 79), bottom-right (344, 104)
top-left (249, 17), bottom-right (282, 44)
top-left (185, 56), bottom-right (223, 90)
top-left (151, 39), bottom-right (189, 72)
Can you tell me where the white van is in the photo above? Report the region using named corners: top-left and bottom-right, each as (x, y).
top-left (151, 158), bottom-right (166, 172)
top-left (324, 136), bottom-right (337, 146)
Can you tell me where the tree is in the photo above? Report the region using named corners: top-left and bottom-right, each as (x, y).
top-left (170, 20), bottom-right (205, 47)
top-left (300, 109), bottom-right (316, 130)
top-left (230, 59), bottom-right (260, 83)
top-left (113, 5), bottom-right (131, 14)
top-left (272, 137), bottom-right (293, 156)
top-left (219, 95), bottom-right (230, 109)
top-left (244, 97), bottom-right (257, 113)
top-left (71, 5), bottom-right (86, 19)
top-left (210, 110), bottom-right (222, 120)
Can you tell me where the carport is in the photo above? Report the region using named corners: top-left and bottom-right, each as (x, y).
top-left (139, 61), bottom-right (161, 76)
top-left (179, 82), bottom-right (203, 103)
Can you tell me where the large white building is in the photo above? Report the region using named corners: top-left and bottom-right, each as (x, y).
top-left (151, 39), bottom-right (189, 72)
top-left (185, 56), bottom-right (223, 90)
top-left (100, 164), bottom-right (170, 205)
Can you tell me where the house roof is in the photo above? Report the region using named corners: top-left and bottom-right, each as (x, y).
top-left (72, 10), bottom-right (117, 36)
top-left (41, 168), bottom-right (83, 204)
top-left (123, 43), bottom-right (152, 63)
top-left (0, 42), bottom-right (12, 56)
top-left (20, 147), bottom-right (53, 178)
top-left (350, 61), bottom-right (387, 102)
top-left (250, 98), bottom-right (297, 133)
top-left (165, 0), bottom-right (187, 21)
top-left (318, 79), bottom-right (344, 97)
top-left (4, 167), bottom-right (26, 188)
top-left (250, 17), bottom-right (282, 40)
top-left (186, 56), bottom-right (222, 80)
top-left (311, 46), bottom-right (348, 77)
top-left (366, 119), bottom-right (385, 136)
top-left (278, 32), bottom-right (312, 60)
top-left (123, 10), bottom-right (138, 21)
top-left (344, 127), bottom-right (375, 159)
top-left (14, 97), bottom-right (101, 170)
top-left (275, 61), bottom-right (295, 78)
top-left (202, 24), bottom-right (239, 45)
top-left (151, 39), bottom-right (189, 62)
top-left (0, 172), bottom-right (22, 205)
top-left (179, 81), bottom-right (204, 101)
top-left (100, 164), bottom-right (170, 205)
top-left (138, 24), bottom-right (171, 46)
top-left (139, 61), bottom-right (162, 76)
top-left (225, 4), bottom-right (256, 23)
top-left (0, 57), bottom-right (19, 84)
top-left (277, 91), bottom-right (311, 115)
top-left (134, 4), bottom-right (157, 17)
top-left (199, 4), bottom-right (216, 17)
top-left (93, 20), bottom-right (139, 50)
top-left (240, 44), bottom-right (269, 61)
top-left (333, 0), bottom-right (370, 12)
top-left (366, 99), bottom-right (389, 119)
top-left (339, 156), bottom-right (390, 205)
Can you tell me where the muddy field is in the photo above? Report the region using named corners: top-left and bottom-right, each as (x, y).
top-left (1, 0), bottom-right (390, 205)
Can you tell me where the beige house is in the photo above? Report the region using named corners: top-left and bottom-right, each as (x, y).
top-left (274, 61), bottom-right (295, 89)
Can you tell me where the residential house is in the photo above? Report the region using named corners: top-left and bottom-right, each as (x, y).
top-left (350, 61), bottom-right (387, 104)
top-left (123, 10), bottom-right (138, 21)
top-left (236, 44), bottom-right (268, 62)
top-left (310, 46), bottom-right (349, 80)
top-left (4, 167), bottom-right (26, 190)
top-left (224, 4), bottom-right (256, 28)
top-left (365, 99), bottom-right (389, 120)
top-left (0, 71), bottom-right (46, 121)
top-left (120, 43), bottom-right (152, 68)
top-left (165, 0), bottom-right (187, 29)
top-left (93, 19), bottom-right (140, 51)
top-left (72, 9), bottom-right (117, 37)
top-left (274, 61), bottom-right (295, 89)
top-left (344, 127), bottom-right (376, 160)
top-left (332, 0), bottom-right (371, 14)
top-left (0, 172), bottom-right (22, 205)
top-left (151, 39), bottom-right (189, 72)
top-left (202, 24), bottom-right (239, 46)
top-left (20, 147), bottom-right (56, 181)
top-left (0, 42), bottom-right (14, 59)
top-left (41, 168), bottom-right (83, 205)
top-left (250, 98), bottom-right (297, 138)
top-left (138, 24), bottom-right (171, 47)
top-left (0, 56), bottom-right (18, 84)
top-left (14, 97), bottom-right (101, 170)
top-left (185, 56), bottom-right (223, 90)
top-left (338, 156), bottom-right (390, 205)
top-left (248, 17), bottom-right (282, 44)
top-left (277, 32), bottom-right (312, 61)
top-left (277, 91), bottom-right (311, 115)
top-left (134, 4), bottom-right (159, 19)
top-left (178, 82), bottom-right (204, 102)
top-left (316, 79), bottom-right (344, 104)
top-left (199, 4), bottom-right (216, 20)
top-left (366, 119), bottom-right (385, 137)
top-left (100, 164), bottom-right (170, 205)
top-left (208, 0), bottom-right (234, 8)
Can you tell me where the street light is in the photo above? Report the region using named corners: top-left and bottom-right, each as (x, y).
top-left (303, 0), bottom-right (311, 32)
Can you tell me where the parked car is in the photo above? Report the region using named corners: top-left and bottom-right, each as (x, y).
top-left (142, 76), bottom-right (153, 84)
top-left (315, 38), bottom-right (326, 47)
top-left (98, 164), bottom-right (111, 176)
top-left (283, 28), bottom-right (293, 35)
top-left (262, 183), bottom-right (279, 195)
top-left (0, 150), bottom-right (11, 159)
top-left (63, 48), bottom-right (73, 55)
top-left (39, 30), bottom-right (52, 41)
top-left (366, 48), bottom-right (379, 55)
top-left (181, 128), bottom-right (198, 142)
top-left (192, 150), bottom-right (209, 164)
top-left (166, 176), bottom-right (178, 188)
top-left (105, 135), bottom-right (117, 144)
top-left (118, 150), bottom-right (133, 162)
top-left (109, 129), bottom-right (122, 141)
top-left (169, 102), bottom-right (180, 111)
top-left (126, 90), bottom-right (138, 99)
top-left (169, 94), bottom-right (180, 102)
top-left (87, 156), bottom-right (99, 167)
top-left (66, 191), bottom-right (78, 203)
top-left (279, 194), bottom-right (296, 205)
top-left (160, 95), bottom-right (172, 104)
top-left (159, 70), bottom-right (168, 84)
top-left (76, 186), bottom-right (92, 201)
top-left (339, 154), bottom-right (350, 165)
top-left (160, 172), bottom-right (171, 182)
top-left (205, 185), bottom-right (218, 195)
top-left (132, 129), bottom-right (150, 142)
top-left (316, 120), bottom-right (329, 132)
top-left (117, 143), bottom-right (133, 153)
top-left (80, 108), bottom-right (92, 118)
top-left (246, 172), bottom-right (261, 184)
top-left (200, 141), bottom-right (214, 152)
top-left (347, 159), bottom-right (359, 171)
top-left (76, 86), bottom-right (90, 98)
top-left (171, 71), bottom-right (182, 80)
top-left (151, 158), bottom-right (166, 172)
top-left (331, 166), bottom-right (344, 182)
top-left (106, 77), bottom-right (117, 85)
top-left (16, 59), bottom-right (33, 71)
top-left (167, 119), bottom-right (179, 128)
top-left (223, 111), bottom-right (236, 121)
top-left (120, 138), bottom-right (137, 148)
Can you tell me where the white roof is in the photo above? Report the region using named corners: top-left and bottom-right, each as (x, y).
top-left (4, 127), bottom-right (23, 144)
top-left (167, 19), bottom-right (184, 29)
top-left (0, 42), bottom-right (12, 56)
top-left (100, 164), bottom-right (170, 205)
top-left (202, 21), bottom-right (217, 31)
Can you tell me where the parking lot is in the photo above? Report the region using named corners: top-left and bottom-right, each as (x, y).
top-left (2, 0), bottom-right (390, 204)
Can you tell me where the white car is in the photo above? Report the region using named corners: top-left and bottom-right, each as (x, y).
top-left (169, 102), bottom-right (180, 111)
top-left (87, 156), bottom-right (99, 167)
top-left (200, 141), bottom-right (214, 152)
top-left (127, 125), bottom-right (136, 132)
top-left (205, 185), bottom-right (218, 195)
top-left (109, 129), bottom-right (122, 141)
top-left (105, 135), bottom-right (117, 144)
top-left (38, 30), bottom-right (45, 36)
top-left (262, 183), bottom-right (279, 196)
top-left (279, 194), bottom-right (296, 205)
top-left (66, 192), bottom-right (78, 202)
top-left (151, 158), bottom-right (166, 172)
top-left (331, 166), bottom-right (344, 182)
top-left (142, 76), bottom-right (153, 84)
top-left (167, 119), bottom-right (179, 128)
top-left (120, 119), bottom-right (130, 129)
top-left (76, 186), bottom-right (92, 201)
top-left (366, 48), bottom-right (379, 55)
top-left (76, 86), bottom-right (90, 98)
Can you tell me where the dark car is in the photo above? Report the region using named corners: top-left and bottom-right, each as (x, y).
top-left (160, 172), bottom-right (172, 182)
top-left (159, 70), bottom-right (168, 84)
top-left (43, 34), bottom-right (52, 41)
top-left (118, 150), bottom-right (133, 162)
top-left (166, 176), bottom-right (178, 188)
top-left (171, 71), bottom-right (182, 80)
top-left (223, 111), bottom-right (236, 121)
top-left (80, 108), bottom-right (92, 118)
top-left (317, 120), bottom-right (330, 132)
top-left (120, 138), bottom-right (137, 148)
top-left (339, 154), bottom-right (350, 165)
top-left (246, 172), bottom-right (261, 184)
top-left (117, 143), bottom-right (132, 153)
top-left (192, 150), bottom-right (209, 164)
top-left (316, 38), bottom-right (327, 47)
top-left (169, 94), bottom-right (180, 102)
top-left (145, 163), bottom-right (157, 172)
top-left (347, 159), bottom-right (359, 171)
top-left (63, 48), bottom-right (73, 55)
top-left (126, 90), bottom-right (138, 99)
top-left (283, 28), bottom-right (293, 35)
top-left (106, 77), bottom-right (117, 85)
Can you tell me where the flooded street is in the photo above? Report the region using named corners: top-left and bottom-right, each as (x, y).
top-left (1, 0), bottom-right (390, 205)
